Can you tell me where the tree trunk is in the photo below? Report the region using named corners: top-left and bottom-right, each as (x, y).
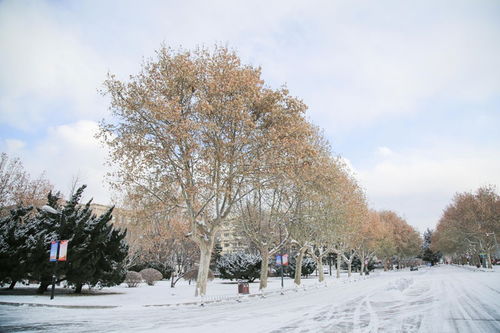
top-left (8, 280), bottom-right (17, 290)
top-left (336, 253), bottom-right (341, 278)
top-left (294, 249), bottom-right (306, 286)
top-left (487, 252), bottom-right (493, 269)
top-left (383, 258), bottom-right (388, 271)
top-left (360, 258), bottom-right (365, 276)
top-left (259, 248), bottom-right (270, 290)
top-left (195, 234), bottom-right (215, 297)
top-left (74, 283), bottom-right (83, 294)
top-left (37, 280), bottom-right (50, 294)
top-left (170, 272), bottom-right (176, 288)
top-left (347, 260), bottom-right (352, 277)
top-left (318, 256), bottom-right (325, 282)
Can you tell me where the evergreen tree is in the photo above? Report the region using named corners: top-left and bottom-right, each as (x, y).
top-left (65, 204), bottom-right (128, 293)
top-left (24, 191), bottom-right (62, 293)
top-left (0, 205), bottom-right (33, 289)
top-left (285, 256), bottom-right (317, 278)
top-left (210, 243), bottom-right (223, 271)
top-left (1, 185), bottom-right (128, 293)
top-left (350, 256), bottom-right (375, 272)
top-left (216, 252), bottom-right (261, 282)
top-left (420, 229), bottom-right (441, 266)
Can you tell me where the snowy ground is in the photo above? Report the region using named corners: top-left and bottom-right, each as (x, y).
top-left (1, 265), bottom-right (499, 332)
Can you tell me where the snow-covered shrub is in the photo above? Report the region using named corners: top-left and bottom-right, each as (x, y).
top-left (139, 268), bottom-right (163, 286)
top-left (216, 252), bottom-right (261, 282)
top-left (286, 257), bottom-right (317, 278)
top-left (125, 271), bottom-right (142, 287)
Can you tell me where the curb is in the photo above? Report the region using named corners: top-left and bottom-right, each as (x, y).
top-left (0, 301), bottom-right (118, 309)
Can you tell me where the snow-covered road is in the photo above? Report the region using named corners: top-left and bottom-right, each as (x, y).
top-left (1, 265), bottom-right (499, 332)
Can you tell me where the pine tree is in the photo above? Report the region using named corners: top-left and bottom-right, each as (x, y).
top-left (64, 203), bottom-right (128, 293)
top-left (1, 185), bottom-right (129, 293)
top-left (420, 229), bottom-right (441, 266)
top-left (24, 191), bottom-right (66, 293)
top-left (285, 256), bottom-right (317, 278)
top-left (216, 252), bottom-right (261, 282)
top-left (0, 205), bottom-right (33, 289)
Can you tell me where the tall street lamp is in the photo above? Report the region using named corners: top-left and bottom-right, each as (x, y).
top-left (41, 205), bottom-right (68, 300)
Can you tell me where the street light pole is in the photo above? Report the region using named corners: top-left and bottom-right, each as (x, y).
top-left (279, 224), bottom-right (284, 290)
top-left (42, 205), bottom-right (61, 300)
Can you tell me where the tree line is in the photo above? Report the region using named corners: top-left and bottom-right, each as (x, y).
top-left (432, 185), bottom-right (499, 268)
top-left (99, 45), bottom-right (422, 296)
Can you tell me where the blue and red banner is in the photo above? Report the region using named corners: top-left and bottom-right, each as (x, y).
top-left (58, 240), bottom-right (68, 261)
top-left (49, 241), bottom-right (58, 262)
top-left (49, 240), bottom-right (69, 261)
top-left (276, 254), bottom-right (289, 266)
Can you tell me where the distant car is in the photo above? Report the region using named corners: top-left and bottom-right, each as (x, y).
top-left (410, 266), bottom-right (418, 271)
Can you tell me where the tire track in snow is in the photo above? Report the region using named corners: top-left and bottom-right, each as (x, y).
top-left (352, 296), bottom-right (365, 332)
top-left (364, 297), bottom-right (379, 333)
top-left (446, 273), bottom-right (500, 333)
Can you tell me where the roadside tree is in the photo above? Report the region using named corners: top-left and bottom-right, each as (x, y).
top-left (99, 46), bottom-right (316, 296)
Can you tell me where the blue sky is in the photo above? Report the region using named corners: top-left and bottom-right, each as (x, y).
top-left (1, 0), bottom-right (499, 232)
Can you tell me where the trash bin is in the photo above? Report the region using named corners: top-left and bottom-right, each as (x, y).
top-left (238, 281), bottom-right (249, 294)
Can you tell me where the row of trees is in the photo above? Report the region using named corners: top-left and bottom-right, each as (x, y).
top-left (99, 45), bottom-right (422, 296)
top-left (432, 185), bottom-right (499, 268)
top-left (0, 185), bottom-right (128, 293)
top-left (0, 152), bottom-right (52, 210)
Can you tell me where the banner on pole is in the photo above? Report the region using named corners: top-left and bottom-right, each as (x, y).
top-left (49, 241), bottom-right (58, 262)
top-left (276, 254), bottom-right (289, 266)
top-left (58, 240), bottom-right (68, 261)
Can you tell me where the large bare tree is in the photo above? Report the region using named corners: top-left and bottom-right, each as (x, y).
top-left (99, 46), bottom-right (313, 296)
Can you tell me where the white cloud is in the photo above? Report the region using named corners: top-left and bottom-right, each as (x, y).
top-left (1, 121), bottom-right (111, 204)
top-left (0, 1), bottom-right (108, 130)
top-left (1, 0), bottom-right (499, 133)
top-left (3, 139), bottom-right (26, 153)
top-left (356, 144), bottom-right (500, 232)
top-left (283, 2), bottom-right (500, 132)
top-left (376, 146), bottom-right (393, 157)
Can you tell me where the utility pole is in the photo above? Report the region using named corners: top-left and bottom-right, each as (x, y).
top-left (279, 224), bottom-right (284, 290)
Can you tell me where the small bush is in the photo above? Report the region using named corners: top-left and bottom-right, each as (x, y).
top-left (216, 252), bottom-right (261, 282)
top-left (139, 268), bottom-right (163, 286)
top-left (125, 271), bottom-right (142, 287)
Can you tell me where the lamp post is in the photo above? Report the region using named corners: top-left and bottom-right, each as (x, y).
top-left (279, 224), bottom-right (284, 290)
top-left (42, 205), bottom-right (61, 300)
top-left (42, 206), bottom-right (69, 299)
top-left (327, 253), bottom-right (333, 276)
